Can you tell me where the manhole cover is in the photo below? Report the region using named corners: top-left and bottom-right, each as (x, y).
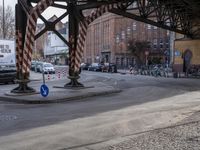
top-left (0, 114), bottom-right (17, 121)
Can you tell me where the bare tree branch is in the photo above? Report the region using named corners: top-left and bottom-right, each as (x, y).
top-left (0, 5), bottom-right (15, 39)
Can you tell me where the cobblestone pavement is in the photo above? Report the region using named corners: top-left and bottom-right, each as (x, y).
top-left (100, 121), bottom-right (199, 150)
top-left (84, 112), bottom-right (200, 150)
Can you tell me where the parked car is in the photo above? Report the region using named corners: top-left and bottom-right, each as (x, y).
top-left (81, 63), bottom-right (90, 70)
top-left (101, 63), bottom-right (117, 73)
top-left (35, 61), bottom-right (43, 72)
top-left (88, 63), bottom-right (102, 71)
top-left (42, 63), bottom-right (55, 74)
top-left (108, 63), bottom-right (117, 73)
top-left (0, 64), bottom-right (17, 84)
top-left (31, 61), bottom-right (37, 71)
top-left (101, 63), bottom-right (110, 72)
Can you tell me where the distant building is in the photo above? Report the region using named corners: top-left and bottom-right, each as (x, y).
top-left (35, 15), bottom-right (69, 65)
top-left (83, 13), bottom-right (171, 68)
top-left (44, 25), bottom-right (69, 65)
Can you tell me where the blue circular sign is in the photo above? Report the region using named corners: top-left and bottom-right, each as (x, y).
top-left (40, 84), bottom-right (49, 97)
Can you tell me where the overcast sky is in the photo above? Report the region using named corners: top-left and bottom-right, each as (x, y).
top-left (2, 0), bottom-right (17, 9)
top-left (1, 0), bottom-right (68, 23)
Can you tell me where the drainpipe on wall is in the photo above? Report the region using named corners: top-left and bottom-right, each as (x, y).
top-left (170, 31), bottom-right (175, 65)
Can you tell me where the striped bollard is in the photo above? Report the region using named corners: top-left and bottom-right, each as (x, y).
top-left (58, 71), bottom-right (61, 79)
top-left (47, 73), bottom-right (50, 80)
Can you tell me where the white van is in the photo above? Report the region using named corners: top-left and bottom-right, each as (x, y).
top-left (0, 40), bottom-right (16, 84)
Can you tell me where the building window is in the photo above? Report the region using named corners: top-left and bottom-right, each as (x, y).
top-left (160, 38), bottom-right (163, 44)
top-left (166, 39), bottom-right (169, 45)
top-left (147, 24), bottom-right (151, 30)
top-left (153, 26), bottom-right (157, 30)
top-left (153, 39), bottom-right (157, 49)
top-left (116, 34), bottom-right (120, 43)
top-left (121, 31), bottom-right (126, 40)
top-left (103, 21), bottom-right (109, 49)
top-left (153, 39), bottom-right (157, 45)
top-left (127, 27), bottom-right (131, 36)
top-left (132, 22), bottom-right (137, 30)
top-left (167, 30), bottom-right (170, 36)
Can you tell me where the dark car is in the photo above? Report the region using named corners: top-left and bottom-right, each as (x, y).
top-left (81, 63), bottom-right (90, 70)
top-left (88, 63), bottom-right (102, 71)
top-left (0, 64), bottom-right (17, 84)
top-left (101, 63), bottom-right (110, 72)
top-left (108, 63), bottom-right (117, 73)
top-left (31, 61), bottom-right (37, 71)
top-left (34, 61), bottom-right (43, 72)
top-left (101, 63), bottom-right (117, 73)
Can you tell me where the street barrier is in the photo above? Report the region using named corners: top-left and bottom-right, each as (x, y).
top-left (47, 74), bottom-right (50, 80)
top-left (58, 71), bottom-right (61, 79)
top-left (42, 69), bottom-right (68, 81)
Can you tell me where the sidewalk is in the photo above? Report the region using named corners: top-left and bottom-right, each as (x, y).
top-left (66, 111), bottom-right (200, 150)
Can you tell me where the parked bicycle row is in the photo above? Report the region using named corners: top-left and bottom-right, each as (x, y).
top-left (187, 65), bottom-right (200, 77)
top-left (129, 64), bottom-right (171, 77)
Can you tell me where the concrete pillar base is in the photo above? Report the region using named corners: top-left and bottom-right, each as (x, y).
top-left (11, 79), bottom-right (36, 94)
top-left (64, 76), bottom-right (84, 88)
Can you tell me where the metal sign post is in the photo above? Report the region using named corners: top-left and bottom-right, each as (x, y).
top-left (40, 70), bottom-right (49, 97)
top-left (42, 70), bottom-right (45, 85)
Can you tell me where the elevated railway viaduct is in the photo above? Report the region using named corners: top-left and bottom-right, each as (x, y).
top-left (13, 0), bottom-right (200, 93)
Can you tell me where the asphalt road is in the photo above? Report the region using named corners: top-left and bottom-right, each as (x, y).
top-left (0, 71), bottom-right (200, 150)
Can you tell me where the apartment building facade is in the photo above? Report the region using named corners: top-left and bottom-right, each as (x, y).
top-left (83, 13), bottom-right (171, 68)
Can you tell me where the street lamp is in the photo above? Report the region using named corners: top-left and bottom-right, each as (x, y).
top-left (2, 0), bottom-right (5, 39)
top-left (96, 55), bottom-right (100, 63)
top-left (145, 50), bottom-right (149, 66)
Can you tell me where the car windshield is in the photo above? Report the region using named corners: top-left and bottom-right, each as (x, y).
top-left (44, 63), bottom-right (53, 67)
top-left (92, 63), bottom-right (99, 66)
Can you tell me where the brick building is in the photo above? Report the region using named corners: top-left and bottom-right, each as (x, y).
top-left (83, 13), bottom-right (171, 68)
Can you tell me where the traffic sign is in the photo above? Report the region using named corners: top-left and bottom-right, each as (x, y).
top-left (40, 84), bottom-right (49, 97)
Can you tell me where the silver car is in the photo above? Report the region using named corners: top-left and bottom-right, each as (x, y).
top-left (42, 63), bottom-right (55, 74)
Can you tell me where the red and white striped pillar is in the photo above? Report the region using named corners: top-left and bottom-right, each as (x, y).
top-left (22, 0), bottom-right (54, 79)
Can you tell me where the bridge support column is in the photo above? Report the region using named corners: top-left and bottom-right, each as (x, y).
top-left (11, 3), bottom-right (35, 94)
top-left (64, 2), bottom-right (84, 88)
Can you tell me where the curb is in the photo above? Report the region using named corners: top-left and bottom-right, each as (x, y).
top-left (0, 89), bottom-right (122, 104)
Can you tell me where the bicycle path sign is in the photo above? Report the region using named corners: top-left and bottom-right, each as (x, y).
top-left (40, 84), bottom-right (49, 97)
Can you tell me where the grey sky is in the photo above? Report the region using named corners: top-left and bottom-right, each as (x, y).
top-left (1, 0), bottom-right (17, 10)
top-left (1, 0), bottom-right (68, 23)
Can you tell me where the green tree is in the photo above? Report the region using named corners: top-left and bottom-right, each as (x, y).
top-left (127, 40), bottom-right (151, 66)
